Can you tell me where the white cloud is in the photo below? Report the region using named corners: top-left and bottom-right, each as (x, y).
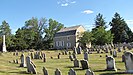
top-left (126, 20), bottom-right (133, 25)
top-left (61, 3), bottom-right (69, 6)
top-left (57, 0), bottom-right (76, 7)
top-left (82, 10), bottom-right (94, 14)
top-left (71, 1), bottom-right (76, 4)
top-left (126, 20), bottom-right (133, 31)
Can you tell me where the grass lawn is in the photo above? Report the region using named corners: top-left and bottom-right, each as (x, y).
top-left (0, 49), bottom-right (132, 75)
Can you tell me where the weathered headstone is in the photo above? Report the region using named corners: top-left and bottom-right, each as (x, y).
top-left (72, 53), bottom-right (76, 59)
top-left (77, 46), bottom-right (82, 54)
top-left (26, 56), bottom-right (37, 74)
top-left (118, 47), bottom-right (122, 52)
top-left (20, 54), bottom-right (26, 67)
top-left (124, 51), bottom-right (133, 73)
top-left (113, 50), bottom-right (117, 57)
top-left (31, 53), bottom-right (33, 59)
top-left (65, 50), bottom-right (68, 55)
top-left (122, 54), bottom-right (125, 62)
top-left (43, 57), bottom-right (46, 62)
top-left (110, 50), bottom-right (112, 55)
top-left (42, 67), bottom-right (48, 75)
top-left (84, 52), bottom-right (88, 61)
top-left (16, 59), bottom-right (18, 64)
top-left (73, 47), bottom-right (77, 54)
top-left (73, 59), bottom-right (79, 67)
top-left (80, 60), bottom-right (89, 69)
top-left (58, 55), bottom-right (60, 59)
top-left (106, 56), bottom-right (117, 71)
top-left (55, 68), bottom-right (62, 75)
top-left (105, 48), bottom-right (109, 53)
top-left (69, 55), bottom-right (73, 61)
top-left (69, 52), bottom-right (71, 55)
top-left (68, 68), bottom-right (76, 75)
top-left (85, 69), bottom-right (95, 75)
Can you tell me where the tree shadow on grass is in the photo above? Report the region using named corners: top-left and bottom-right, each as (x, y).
top-left (8, 71), bottom-right (29, 74)
top-left (115, 61), bottom-right (123, 63)
top-left (65, 66), bottom-right (74, 68)
top-left (65, 66), bottom-right (89, 71)
top-left (100, 72), bottom-right (133, 75)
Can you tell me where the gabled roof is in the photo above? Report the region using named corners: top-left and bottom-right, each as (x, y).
top-left (54, 25), bottom-right (83, 37)
top-left (57, 25), bottom-right (81, 33)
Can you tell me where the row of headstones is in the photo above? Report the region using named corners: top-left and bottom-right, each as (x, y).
top-left (20, 54), bottom-right (37, 74)
top-left (92, 42), bottom-right (133, 54)
top-left (106, 51), bottom-right (133, 73)
top-left (19, 53), bottom-right (92, 74)
top-left (69, 52), bottom-right (89, 61)
top-left (43, 67), bottom-right (94, 75)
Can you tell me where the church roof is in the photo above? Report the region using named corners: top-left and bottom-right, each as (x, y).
top-left (54, 25), bottom-right (82, 37)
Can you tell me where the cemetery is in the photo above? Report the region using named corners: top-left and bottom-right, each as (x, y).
top-left (0, 3), bottom-right (132, 75)
top-left (1, 43), bottom-right (133, 75)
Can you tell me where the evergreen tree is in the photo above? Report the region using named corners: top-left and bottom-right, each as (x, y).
top-left (109, 12), bottom-right (133, 43)
top-left (92, 13), bottom-right (107, 31)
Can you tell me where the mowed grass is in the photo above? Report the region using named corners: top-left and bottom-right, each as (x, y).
top-left (0, 49), bottom-right (133, 75)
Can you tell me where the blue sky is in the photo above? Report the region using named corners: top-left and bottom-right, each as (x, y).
top-left (0, 0), bottom-right (133, 34)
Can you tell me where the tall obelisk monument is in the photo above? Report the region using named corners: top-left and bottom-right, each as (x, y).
top-left (2, 35), bottom-right (7, 52)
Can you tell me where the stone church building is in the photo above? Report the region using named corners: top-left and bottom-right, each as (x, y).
top-left (53, 25), bottom-right (85, 49)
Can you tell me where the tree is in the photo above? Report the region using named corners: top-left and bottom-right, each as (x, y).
top-left (14, 17), bottom-right (47, 50)
top-left (0, 20), bottom-right (13, 50)
top-left (0, 20), bottom-right (11, 36)
top-left (109, 12), bottom-right (133, 43)
top-left (44, 18), bottom-right (64, 49)
top-left (14, 28), bottom-right (28, 50)
top-left (92, 13), bottom-right (107, 31)
top-left (92, 26), bottom-right (114, 45)
top-left (78, 30), bottom-right (94, 48)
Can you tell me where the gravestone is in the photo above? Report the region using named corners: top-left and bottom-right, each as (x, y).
top-left (58, 55), bottom-right (60, 59)
top-left (124, 51), bottom-right (133, 73)
top-left (72, 53), bottom-right (76, 59)
top-left (62, 51), bottom-right (64, 55)
top-left (85, 69), bottom-right (95, 75)
top-left (55, 68), bottom-right (62, 75)
top-left (80, 60), bottom-right (89, 69)
top-left (113, 50), bottom-right (117, 57)
top-left (110, 50), bottom-right (112, 55)
top-left (43, 57), bottom-right (46, 62)
top-left (26, 56), bottom-right (37, 74)
top-left (20, 54), bottom-right (26, 67)
top-left (2, 35), bottom-right (7, 52)
top-left (34, 52), bottom-right (40, 59)
top-left (16, 59), bottom-right (18, 64)
top-left (69, 55), bottom-right (73, 61)
top-left (73, 47), bottom-right (77, 54)
top-left (16, 52), bottom-right (18, 56)
top-left (122, 54), bottom-right (125, 62)
top-left (69, 52), bottom-right (71, 55)
top-left (42, 67), bottom-right (48, 75)
top-left (105, 48), bottom-right (109, 53)
top-left (65, 50), bottom-right (68, 55)
top-left (84, 52), bottom-right (88, 61)
top-left (84, 48), bottom-right (89, 53)
top-left (77, 46), bottom-right (82, 54)
top-left (106, 56), bottom-right (117, 71)
top-left (31, 53), bottom-right (33, 59)
top-left (68, 68), bottom-right (76, 75)
top-left (73, 59), bottom-right (79, 67)
top-left (13, 60), bottom-right (15, 63)
top-left (118, 47), bottom-right (122, 52)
